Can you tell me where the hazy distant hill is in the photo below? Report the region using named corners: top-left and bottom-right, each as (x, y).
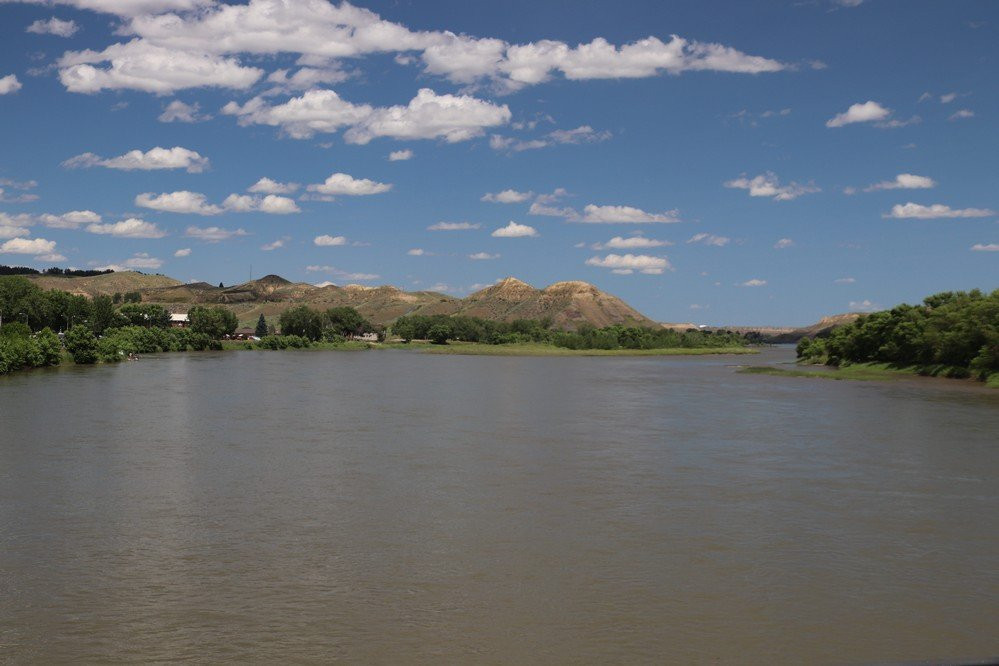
top-left (36, 272), bottom-right (656, 329)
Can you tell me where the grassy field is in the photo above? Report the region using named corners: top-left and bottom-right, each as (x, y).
top-left (740, 362), bottom-right (997, 387)
top-left (391, 342), bottom-right (758, 357)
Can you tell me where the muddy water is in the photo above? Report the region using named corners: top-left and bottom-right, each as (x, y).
top-left (1, 347), bottom-right (997, 662)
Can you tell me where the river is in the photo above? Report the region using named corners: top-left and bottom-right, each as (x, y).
top-left (1, 347), bottom-right (997, 663)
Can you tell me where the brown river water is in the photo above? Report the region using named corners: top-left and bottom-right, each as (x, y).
top-left (1, 347), bottom-right (997, 663)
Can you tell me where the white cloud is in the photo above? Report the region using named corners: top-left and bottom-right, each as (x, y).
top-left (428, 221), bottom-right (480, 231)
top-left (388, 149), bottom-right (413, 161)
top-left (260, 239), bottom-right (284, 251)
top-left (737, 278), bottom-right (767, 287)
top-left (489, 135), bottom-right (549, 152)
top-left (491, 221), bottom-right (538, 237)
top-left (481, 189), bottom-right (533, 203)
top-left (949, 109), bottom-right (974, 121)
top-left (849, 299), bottom-right (880, 312)
top-left (27, 17), bottom-right (79, 37)
top-left (528, 202), bottom-right (580, 220)
top-left (58, 39), bottom-right (263, 94)
top-left (265, 65), bottom-right (350, 94)
top-left (0, 74), bottom-right (23, 95)
top-left (314, 234), bottom-right (347, 246)
top-left (971, 243), bottom-right (999, 252)
top-left (581, 204), bottom-right (679, 223)
top-left (863, 173), bottom-right (936, 192)
top-left (594, 235), bottom-right (671, 250)
top-left (940, 92), bottom-right (957, 104)
top-left (585, 253), bottom-right (671, 274)
top-left (225, 87), bottom-right (510, 144)
top-left (258, 194), bottom-right (300, 214)
top-left (884, 202), bottom-right (995, 219)
top-left (248, 177), bottom-right (299, 194)
top-left (548, 125), bottom-right (611, 144)
top-left (185, 225), bottom-right (248, 242)
top-left (774, 238), bottom-right (794, 249)
top-left (86, 217), bottom-right (166, 238)
top-left (0, 237), bottom-right (57, 255)
top-left (469, 252), bottom-right (499, 260)
top-left (63, 146), bottom-right (209, 173)
top-left (0, 223), bottom-right (30, 239)
top-left (136, 190), bottom-right (222, 215)
top-left (174, 247), bottom-right (191, 257)
top-left (306, 265), bottom-right (379, 281)
top-left (687, 233), bottom-right (730, 246)
top-left (119, 252), bottom-right (163, 269)
top-left (158, 99), bottom-right (209, 122)
top-left (307, 172), bottom-right (391, 196)
top-left (36, 253), bottom-right (68, 262)
top-left (37, 210), bottom-right (102, 229)
top-left (724, 172), bottom-right (819, 201)
top-left (834, 277), bottom-right (856, 284)
top-left (826, 101), bottom-right (892, 127)
top-left (407, 248), bottom-right (426, 256)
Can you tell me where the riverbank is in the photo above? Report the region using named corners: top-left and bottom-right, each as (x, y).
top-left (401, 342), bottom-right (758, 356)
top-left (739, 362), bottom-right (999, 388)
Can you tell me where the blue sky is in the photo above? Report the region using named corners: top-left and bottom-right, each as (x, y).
top-left (0, 0), bottom-right (996, 326)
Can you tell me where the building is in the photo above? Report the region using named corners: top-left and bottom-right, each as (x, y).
top-left (169, 313), bottom-right (189, 328)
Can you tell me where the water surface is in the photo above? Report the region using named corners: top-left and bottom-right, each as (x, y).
top-left (1, 348), bottom-right (997, 662)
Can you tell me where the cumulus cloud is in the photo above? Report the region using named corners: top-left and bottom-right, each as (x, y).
top-left (826, 100), bottom-right (892, 127)
top-left (407, 248), bottom-right (426, 255)
top-left (388, 149), bottom-right (413, 161)
top-left (258, 194), bottom-right (300, 214)
top-left (58, 39), bottom-right (264, 94)
top-left (0, 220), bottom-right (31, 239)
top-left (63, 146), bottom-right (210, 173)
top-left (137, 190), bottom-right (222, 215)
top-left (224, 88), bottom-right (510, 144)
top-left (548, 125), bottom-right (612, 144)
top-left (27, 17), bottom-right (79, 37)
top-left (687, 233), bottom-right (730, 246)
top-left (37, 210), bottom-right (102, 229)
top-left (949, 109), bottom-right (974, 121)
top-left (585, 253), bottom-right (671, 274)
top-left (0, 237), bottom-right (58, 255)
top-left (491, 221), bottom-right (538, 237)
top-left (581, 204), bottom-right (679, 223)
top-left (158, 99), bottom-right (209, 122)
top-left (774, 238), bottom-right (794, 249)
top-left (849, 299), bottom-right (880, 312)
top-left (469, 252), bottom-right (499, 260)
top-left (265, 65), bottom-right (350, 94)
top-left (314, 234), bottom-right (347, 246)
top-left (528, 202), bottom-right (580, 220)
top-left (884, 203), bottom-right (995, 219)
top-left (306, 172), bottom-right (391, 196)
top-left (834, 277), bottom-right (856, 284)
top-left (971, 243), bottom-right (999, 252)
top-left (593, 235), bottom-right (672, 250)
top-left (863, 173), bottom-right (936, 192)
top-left (306, 265), bottom-right (379, 281)
top-left (185, 225), bottom-right (248, 241)
top-left (45, 1), bottom-right (782, 97)
top-left (86, 217), bottom-right (166, 238)
top-left (174, 247), bottom-right (191, 257)
top-left (260, 239), bottom-right (284, 251)
top-left (0, 74), bottom-right (23, 95)
top-left (490, 125), bottom-right (611, 152)
top-left (737, 278), bottom-right (767, 287)
top-left (724, 172), bottom-right (819, 201)
top-left (119, 252), bottom-right (163, 269)
top-left (428, 221), bottom-right (480, 231)
top-left (481, 189), bottom-right (533, 203)
top-left (248, 177), bottom-right (299, 194)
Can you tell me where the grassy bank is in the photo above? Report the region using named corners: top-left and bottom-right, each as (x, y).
top-left (740, 362), bottom-right (998, 387)
top-left (394, 342), bottom-right (758, 357)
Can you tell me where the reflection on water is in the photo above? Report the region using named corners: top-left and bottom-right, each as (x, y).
top-left (1, 347), bottom-right (997, 662)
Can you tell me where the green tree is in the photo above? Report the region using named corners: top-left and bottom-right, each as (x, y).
top-left (119, 303), bottom-right (170, 328)
top-left (90, 294), bottom-right (127, 335)
top-left (279, 306), bottom-right (324, 340)
top-left (324, 306), bottom-right (368, 337)
top-left (427, 323), bottom-right (450, 345)
top-left (64, 324), bottom-right (98, 364)
top-left (255, 314), bottom-right (268, 338)
top-left (188, 306), bottom-right (238, 339)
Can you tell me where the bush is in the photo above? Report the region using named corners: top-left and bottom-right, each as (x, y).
top-left (64, 325), bottom-right (98, 364)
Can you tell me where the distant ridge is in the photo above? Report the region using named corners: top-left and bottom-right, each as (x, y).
top-left (24, 271), bottom-right (657, 330)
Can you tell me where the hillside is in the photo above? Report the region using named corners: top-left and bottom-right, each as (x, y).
top-left (136, 274), bottom-right (656, 329)
top-left (25, 271), bottom-right (182, 297)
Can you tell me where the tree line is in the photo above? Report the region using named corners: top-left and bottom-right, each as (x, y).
top-left (0, 264), bottom-right (116, 277)
top-left (390, 313), bottom-right (750, 349)
top-left (796, 289), bottom-right (998, 381)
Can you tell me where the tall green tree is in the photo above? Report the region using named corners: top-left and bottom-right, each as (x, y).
top-left (188, 306), bottom-right (238, 339)
top-left (255, 314), bottom-right (268, 338)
